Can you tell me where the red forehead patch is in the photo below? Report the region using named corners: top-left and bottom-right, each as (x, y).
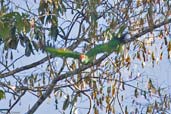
top-left (80, 54), bottom-right (86, 60)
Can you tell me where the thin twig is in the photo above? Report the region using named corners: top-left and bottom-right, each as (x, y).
top-left (0, 56), bottom-right (52, 78)
top-left (7, 90), bottom-right (26, 113)
top-left (26, 54), bottom-right (108, 114)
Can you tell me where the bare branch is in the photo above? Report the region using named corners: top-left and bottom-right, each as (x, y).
top-left (0, 56), bottom-right (51, 78)
top-left (2, 16), bottom-right (170, 113)
top-left (123, 18), bottom-right (171, 43)
top-left (7, 90), bottom-right (26, 113)
top-left (26, 54), bottom-right (108, 114)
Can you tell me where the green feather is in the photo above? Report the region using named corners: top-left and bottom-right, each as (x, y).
top-left (86, 37), bottom-right (123, 59)
top-left (108, 37), bottom-right (123, 53)
top-left (45, 47), bottom-right (81, 59)
top-left (86, 43), bottom-right (108, 57)
top-left (45, 26), bottom-right (127, 64)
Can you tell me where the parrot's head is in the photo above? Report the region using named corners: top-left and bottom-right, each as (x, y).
top-left (80, 54), bottom-right (89, 64)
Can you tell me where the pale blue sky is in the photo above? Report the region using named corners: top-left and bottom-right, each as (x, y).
top-left (0, 1), bottom-right (171, 114)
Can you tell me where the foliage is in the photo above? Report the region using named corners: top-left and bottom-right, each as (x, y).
top-left (0, 89), bottom-right (5, 100)
top-left (0, 0), bottom-right (171, 114)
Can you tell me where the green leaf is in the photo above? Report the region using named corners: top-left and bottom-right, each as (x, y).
top-left (32, 41), bottom-right (39, 51)
top-left (25, 41), bottom-right (34, 56)
top-left (63, 95), bottom-right (70, 110)
top-left (0, 22), bottom-right (10, 39)
top-left (45, 15), bottom-right (51, 25)
top-left (49, 25), bottom-right (58, 40)
top-left (107, 86), bottom-right (111, 95)
top-left (2, 12), bottom-right (16, 19)
top-left (116, 24), bottom-right (127, 38)
top-left (23, 18), bottom-right (30, 33)
top-left (0, 90), bottom-right (5, 100)
top-left (75, 0), bottom-right (81, 9)
top-left (8, 38), bottom-right (19, 49)
top-left (25, 45), bottom-right (31, 57)
top-left (71, 95), bottom-right (77, 106)
top-left (15, 13), bottom-right (24, 32)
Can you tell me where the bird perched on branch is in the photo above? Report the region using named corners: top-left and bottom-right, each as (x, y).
top-left (45, 25), bottom-right (129, 64)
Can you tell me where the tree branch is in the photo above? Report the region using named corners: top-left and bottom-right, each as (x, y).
top-left (123, 18), bottom-right (171, 43)
top-left (7, 90), bottom-right (26, 113)
top-left (26, 17), bottom-right (171, 114)
top-left (0, 25), bottom-right (85, 79)
top-left (26, 54), bottom-right (108, 114)
top-left (0, 56), bottom-right (51, 78)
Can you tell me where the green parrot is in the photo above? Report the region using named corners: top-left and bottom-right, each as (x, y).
top-left (45, 26), bottom-right (128, 64)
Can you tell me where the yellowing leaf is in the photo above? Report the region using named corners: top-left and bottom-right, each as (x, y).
top-left (146, 105), bottom-right (152, 113)
top-left (37, 88), bottom-right (42, 97)
top-left (106, 95), bottom-right (110, 104)
top-left (94, 107), bottom-right (99, 114)
top-left (168, 41), bottom-right (171, 52)
top-left (147, 79), bottom-right (156, 94)
top-left (151, 86), bottom-right (157, 94)
top-left (47, 0), bottom-right (52, 3)
top-left (112, 85), bottom-right (116, 96)
top-left (160, 52), bottom-right (163, 60)
top-left (137, 0), bottom-right (141, 7)
top-left (152, 52), bottom-right (155, 61)
top-left (93, 91), bottom-right (97, 99)
top-left (137, 52), bottom-right (141, 60)
top-left (140, 18), bottom-right (144, 25)
top-left (125, 55), bottom-right (131, 63)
